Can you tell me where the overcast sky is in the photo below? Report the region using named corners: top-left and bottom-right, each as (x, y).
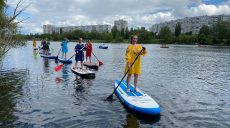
top-left (6, 0), bottom-right (230, 34)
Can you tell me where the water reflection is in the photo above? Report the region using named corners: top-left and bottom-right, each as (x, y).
top-left (33, 50), bottom-right (38, 60)
top-left (72, 76), bottom-right (93, 106)
top-left (0, 69), bottom-right (28, 127)
top-left (61, 65), bottom-right (70, 86)
top-left (42, 58), bottom-right (50, 73)
top-left (123, 114), bottom-right (140, 128)
top-left (123, 112), bottom-right (161, 128)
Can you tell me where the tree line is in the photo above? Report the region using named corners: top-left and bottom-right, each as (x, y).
top-left (26, 20), bottom-right (230, 46)
top-left (159, 20), bottom-right (230, 45)
top-left (25, 26), bottom-right (158, 44)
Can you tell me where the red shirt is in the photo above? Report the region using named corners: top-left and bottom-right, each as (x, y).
top-left (86, 43), bottom-right (92, 57)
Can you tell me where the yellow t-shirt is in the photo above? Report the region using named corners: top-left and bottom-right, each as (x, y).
top-left (125, 44), bottom-right (147, 74)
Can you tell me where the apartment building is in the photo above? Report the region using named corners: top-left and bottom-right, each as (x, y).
top-left (114, 19), bottom-right (128, 31)
top-left (150, 14), bottom-right (230, 34)
top-left (43, 24), bottom-right (112, 34)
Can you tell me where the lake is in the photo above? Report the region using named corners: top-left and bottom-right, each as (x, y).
top-left (0, 42), bottom-right (229, 128)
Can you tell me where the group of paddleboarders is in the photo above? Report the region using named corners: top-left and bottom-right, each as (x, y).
top-left (35, 35), bottom-right (146, 93)
top-left (59, 37), bottom-right (93, 70)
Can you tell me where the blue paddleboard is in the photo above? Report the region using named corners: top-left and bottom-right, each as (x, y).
top-left (58, 57), bottom-right (72, 64)
top-left (114, 80), bottom-right (160, 115)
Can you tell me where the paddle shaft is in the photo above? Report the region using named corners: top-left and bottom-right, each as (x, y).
top-left (57, 47), bottom-right (62, 56)
top-left (92, 52), bottom-right (100, 62)
top-left (108, 48), bottom-right (144, 98)
top-left (55, 48), bottom-right (62, 60)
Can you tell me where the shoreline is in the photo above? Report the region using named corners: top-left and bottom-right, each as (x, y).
top-left (27, 40), bottom-right (230, 46)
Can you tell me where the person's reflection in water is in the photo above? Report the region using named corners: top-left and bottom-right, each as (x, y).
top-left (73, 75), bottom-right (93, 105)
top-left (73, 75), bottom-right (84, 105)
top-left (55, 77), bottom-right (63, 84)
top-left (61, 64), bottom-right (69, 86)
top-left (123, 112), bottom-right (160, 127)
top-left (123, 114), bottom-right (140, 128)
top-left (43, 58), bottom-right (49, 73)
top-left (33, 50), bottom-right (38, 60)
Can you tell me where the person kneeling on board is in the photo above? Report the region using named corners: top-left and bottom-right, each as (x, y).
top-left (125, 35), bottom-right (147, 92)
top-left (74, 37), bottom-right (85, 70)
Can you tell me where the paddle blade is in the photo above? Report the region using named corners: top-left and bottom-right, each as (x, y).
top-left (99, 61), bottom-right (103, 65)
top-left (54, 64), bottom-right (64, 72)
top-left (106, 94), bottom-right (113, 101)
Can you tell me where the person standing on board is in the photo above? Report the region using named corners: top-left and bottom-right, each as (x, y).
top-left (44, 40), bottom-right (50, 55)
top-left (61, 38), bottom-right (69, 59)
top-left (33, 38), bottom-right (36, 49)
top-left (41, 39), bottom-right (46, 50)
top-left (74, 37), bottom-right (85, 70)
top-left (85, 40), bottom-right (92, 63)
top-left (125, 35), bottom-right (147, 92)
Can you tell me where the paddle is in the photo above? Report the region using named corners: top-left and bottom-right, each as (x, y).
top-left (92, 52), bottom-right (103, 65)
top-left (54, 45), bottom-right (86, 72)
top-left (55, 48), bottom-right (62, 60)
top-left (85, 45), bottom-right (103, 65)
top-left (54, 54), bottom-right (75, 72)
top-left (106, 47), bottom-right (145, 101)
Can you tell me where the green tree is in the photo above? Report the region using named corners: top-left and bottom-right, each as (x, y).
top-left (175, 22), bottom-right (181, 37)
top-left (198, 25), bottom-right (212, 45)
top-left (121, 28), bottom-right (125, 38)
top-left (104, 33), bottom-right (113, 42)
top-left (0, 0), bottom-right (27, 59)
top-left (212, 20), bottom-right (230, 41)
top-left (159, 26), bottom-right (172, 44)
top-left (199, 25), bottom-right (211, 35)
top-left (111, 26), bottom-right (119, 38)
top-left (125, 27), bottom-right (129, 39)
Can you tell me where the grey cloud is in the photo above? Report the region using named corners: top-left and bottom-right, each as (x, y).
top-left (7, 0), bottom-right (230, 33)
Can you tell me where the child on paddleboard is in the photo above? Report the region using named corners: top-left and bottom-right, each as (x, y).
top-left (61, 38), bottom-right (69, 59)
top-left (125, 35), bottom-right (147, 92)
top-left (41, 39), bottom-right (46, 50)
top-left (44, 40), bottom-right (50, 55)
top-left (33, 38), bottom-right (36, 49)
top-left (74, 37), bottom-right (85, 70)
top-left (85, 39), bottom-right (92, 63)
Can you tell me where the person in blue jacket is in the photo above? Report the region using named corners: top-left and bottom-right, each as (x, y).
top-left (74, 38), bottom-right (85, 70)
top-left (61, 38), bottom-right (69, 59)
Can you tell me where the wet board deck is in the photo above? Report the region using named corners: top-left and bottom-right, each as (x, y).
top-left (114, 80), bottom-right (160, 115)
top-left (83, 62), bottom-right (99, 70)
top-left (71, 67), bottom-right (95, 78)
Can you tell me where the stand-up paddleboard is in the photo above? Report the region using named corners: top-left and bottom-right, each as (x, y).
top-left (40, 54), bottom-right (56, 59)
top-left (83, 62), bottom-right (99, 70)
top-left (114, 80), bottom-right (160, 115)
top-left (39, 50), bottom-right (51, 55)
top-left (71, 67), bottom-right (95, 78)
top-left (99, 45), bottom-right (108, 49)
top-left (58, 57), bottom-right (72, 64)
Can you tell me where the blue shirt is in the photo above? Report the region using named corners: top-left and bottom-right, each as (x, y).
top-left (75, 43), bottom-right (84, 57)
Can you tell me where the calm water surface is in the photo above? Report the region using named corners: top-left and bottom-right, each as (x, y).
top-left (0, 42), bottom-right (230, 128)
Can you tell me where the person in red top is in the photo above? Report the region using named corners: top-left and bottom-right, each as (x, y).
top-left (85, 40), bottom-right (93, 63)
